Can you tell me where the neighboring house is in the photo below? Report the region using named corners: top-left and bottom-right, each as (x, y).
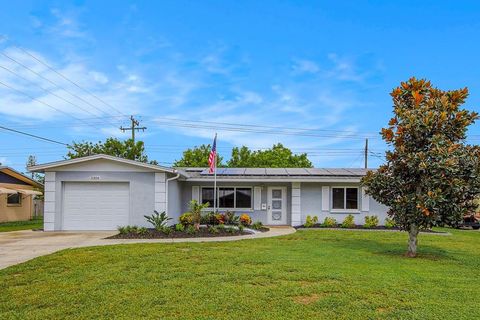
top-left (29, 154), bottom-right (389, 231)
top-left (0, 166), bottom-right (43, 222)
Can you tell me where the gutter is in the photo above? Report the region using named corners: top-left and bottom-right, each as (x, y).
top-left (165, 170), bottom-right (181, 216)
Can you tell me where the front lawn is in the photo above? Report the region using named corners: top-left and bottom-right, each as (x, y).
top-left (1, 229), bottom-right (479, 319)
top-left (0, 218), bottom-right (43, 232)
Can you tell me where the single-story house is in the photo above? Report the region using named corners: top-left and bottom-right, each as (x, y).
top-left (28, 154), bottom-right (389, 231)
top-left (0, 166), bottom-right (43, 222)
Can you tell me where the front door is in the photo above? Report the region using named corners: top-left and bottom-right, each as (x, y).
top-left (267, 186), bottom-right (287, 225)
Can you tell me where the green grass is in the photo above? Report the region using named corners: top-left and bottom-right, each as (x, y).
top-left (0, 218), bottom-right (43, 232)
top-left (1, 229), bottom-right (479, 319)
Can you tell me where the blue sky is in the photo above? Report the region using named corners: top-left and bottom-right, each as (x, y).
top-left (1, 0), bottom-right (479, 172)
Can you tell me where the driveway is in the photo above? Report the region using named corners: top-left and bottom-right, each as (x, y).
top-left (0, 227), bottom-right (295, 270)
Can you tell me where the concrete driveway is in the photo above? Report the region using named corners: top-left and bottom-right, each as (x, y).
top-left (0, 230), bottom-right (115, 270)
top-left (0, 227), bottom-right (295, 270)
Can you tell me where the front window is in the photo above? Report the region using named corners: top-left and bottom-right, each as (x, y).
top-left (201, 187), bottom-right (252, 209)
top-left (7, 193), bottom-right (21, 205)
top-left (332, 187), bottom-right (358, 210)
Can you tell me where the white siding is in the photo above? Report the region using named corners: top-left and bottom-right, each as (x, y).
top-left (43, 172), bottom-right (56, 231)
top-left (291, 182), bottom-right (301, 226)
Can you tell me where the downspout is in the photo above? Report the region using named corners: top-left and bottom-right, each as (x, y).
top-left (165, 170), bottom-right (181, 216)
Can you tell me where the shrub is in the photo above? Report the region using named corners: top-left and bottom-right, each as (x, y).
top-left (385, 217), bottom-right (396, 229)
top-left (179, 212), bottom-right (194, 226)
top-left (175, 223), bottom-right (185, 232)
top-left (304, 215), bottom-right (318, 228)
top-left (136, 227), bottom-right (148, 235)
top-left (118, 226), bottom-right (128, 234)
top-left (251, 221), bottom-right (264, 230)
top-left (225, 226), bottom-right (236, 233)
top-left (364, 215), bottom-right (379, 228)
top-left (201, 212), bottom-right (216, 225)
top-left (223, 211), bottom-right (239, 225)
top-left (322, 217), bottom-right (337, 227)
top-left (161, 226), bottom-right (173, 235)
top-left (239, 214), bottom-right (252, 226)
top-left (215, 214), bottom-right (226, 225)
top-left (208, 226), bottom-right (219, 234)
top-left (144, 211), bottom-right (172, 231)
top-left (238, 225), bottom-right (244, 232)
top-left (341, 215), bottom-right (355, 228)
top-left (217, 224), bottom-right (226, 231)
top-left (125, 225), bottom-right (139, 234)
top-left (186, 225), bottom-right (196, 235)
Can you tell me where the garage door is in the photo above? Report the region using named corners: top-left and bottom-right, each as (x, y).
top-left (63, 182), bottom-right (130, 230)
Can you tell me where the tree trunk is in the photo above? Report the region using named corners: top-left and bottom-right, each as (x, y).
top-left (406, 224), bottom-right (419, 257)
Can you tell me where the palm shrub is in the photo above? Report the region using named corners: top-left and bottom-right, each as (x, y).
top-left (341, 215), bottom-right (355, 228)
top-left (144, 211), bottom-right (172, 231)
top-left (189, 200), bottom-right (210, 230)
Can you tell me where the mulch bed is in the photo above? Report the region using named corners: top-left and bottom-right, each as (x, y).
top-left (107, 227), bottom-right (253, 239)
top-left (295, 224), bottom-right (445, 233)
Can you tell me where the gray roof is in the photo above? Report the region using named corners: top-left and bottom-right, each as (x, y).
top-left (178, 167), bottom-right (372, 181)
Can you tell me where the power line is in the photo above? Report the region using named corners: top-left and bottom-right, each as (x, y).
top-left (0, 125), bottom-right (69, 146)
top-left (0, 50), bottom-right (119, 120)
top-left (0, 80), bottom-right (102, 130)
top-left (15, 46), bottom-right (127, 117)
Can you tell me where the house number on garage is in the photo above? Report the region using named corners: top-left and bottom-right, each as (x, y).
top-left (90, 176), bottom-right (101, 180)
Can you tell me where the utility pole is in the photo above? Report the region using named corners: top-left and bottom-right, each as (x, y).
top-left (364, 138), bottom-right (368, 169)
top-left (120, 116), bottom-right (146, 143)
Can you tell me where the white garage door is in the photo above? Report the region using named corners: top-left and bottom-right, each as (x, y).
top-left (63, 182), bottom-right (130, 230)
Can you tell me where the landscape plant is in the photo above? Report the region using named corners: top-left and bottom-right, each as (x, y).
top-left (144, 211), bottom-right (172, 231)
top-left (239, 213), bottom-right (252, 226)
top-left (341, 215), bottom-right (355, 228)
top-left (362, 78), bottom-right (480, 257)
top-left (364, 216), bottom-right (379, 228)
top-left (208, 225), bottom-right (219, 234)
top-left (385, 218), bottom-right (396, 229)
top-left (322, 217), bottom-right (337, 227)
top-left (175, 223), bottom-right (185, 232)
top-left (186, 225), bottom-right (196, 235)
top-left (304, 215), bottom-right (318, 228)
top-left (179, 212), bottom-right (194, 226)
top-left (188, 200), bottom-right (210, 230)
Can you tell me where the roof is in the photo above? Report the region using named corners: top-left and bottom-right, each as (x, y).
top-left (0, 166), bottom-right (44, 188)
top-left (28, 154), bottom-right (179, 174)
top-left (178, 167), bottom-right (372, 182)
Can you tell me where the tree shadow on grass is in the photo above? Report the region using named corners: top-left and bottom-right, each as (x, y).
top-left (324, 237), bottom-right (455, 261)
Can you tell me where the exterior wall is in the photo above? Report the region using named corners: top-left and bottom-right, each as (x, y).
top-left (167, 179), bottom-right (183, 223)
top-left (179, 181), bottom-right (292, 225)
top-left (0, 192), bottom-right (33, 222)
top-left (300, 182), bottom-right (389, 226)
top-left (51, 171), bottom-right (157, 230)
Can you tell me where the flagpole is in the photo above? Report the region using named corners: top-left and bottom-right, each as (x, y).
top-left (213, 133), bottom-right (217, 214)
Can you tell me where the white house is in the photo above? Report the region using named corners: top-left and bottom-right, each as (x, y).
top-left (29, 154), bottom-right (389, 231)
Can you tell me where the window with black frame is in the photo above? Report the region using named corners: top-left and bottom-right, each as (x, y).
top-left (332, 187), bottom-right (358, 210)
top-left (7, 193), bottom-right (21, 205)
top-left (200, 187), bottom-right (253, 209)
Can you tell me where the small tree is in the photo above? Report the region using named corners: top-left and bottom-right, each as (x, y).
top-left (188, 200), bottom-right (210, 230)
top-left (66, 137), bottom-right (157, 164)
top-left (362, 77), bottom-right (480, 257)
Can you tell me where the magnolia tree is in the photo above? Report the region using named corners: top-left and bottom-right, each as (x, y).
top-left (362, 78), bottom-right (480, 257)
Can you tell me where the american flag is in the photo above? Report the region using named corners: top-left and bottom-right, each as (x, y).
top-left (208, 134), bottom-right (217, 174)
